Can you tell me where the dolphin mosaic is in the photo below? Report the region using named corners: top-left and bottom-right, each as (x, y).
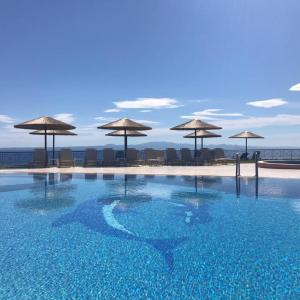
top-left (52, 198), bottom-right (187, 271)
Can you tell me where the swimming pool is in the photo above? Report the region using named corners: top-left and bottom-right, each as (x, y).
top-left (0, 173), bottom-right (299, 299)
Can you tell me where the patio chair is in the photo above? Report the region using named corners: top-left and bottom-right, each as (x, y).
top-left (251, 151), bottom-right (261, 160)
top-left (144, 148), bottom-right (164, 165)
top-left (32, 148), bottom-right (47, 167)
top-left (84, 148), bottom-right (98, 167)
top-left (58, 149), bottom-right (75, 167)
top-left (166, 148), bottom-right (180, 165)
top-left (213, 148), bottom-right (235, 164)
top-left (102, 148), bottom-right (115, 166)
top-left (127, 148), bottom-right (140, 165)
top-left (115, 150), bottom-right (125, 165)
top-left (240, 152), bottom-right (248, 160)
top-left (180, 148), bottom-right (193, 165)
top-left (155, 150), bottom-right (165, 164)
top-left (197, 148), bottom-right (213, 165)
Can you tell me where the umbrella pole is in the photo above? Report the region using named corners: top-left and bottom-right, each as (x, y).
top-left (52, 135), bottom-right (55, 166)
top-left (44, 128), bottom-right (48, 167)
top-left (124, 129), bottom-right (128, 165)
top-left (194, 129), bottom-right (197, 159)
top-left (246, 138), bottom-right (248, 158)
top-left (201, 137), bottom-right (203, 150)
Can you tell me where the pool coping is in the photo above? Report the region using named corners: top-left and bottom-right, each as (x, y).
top-left (1, 164), bottom-right (300, 179)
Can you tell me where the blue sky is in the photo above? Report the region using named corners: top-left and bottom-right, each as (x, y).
top-left (1, 0), bottom-right (300, 147)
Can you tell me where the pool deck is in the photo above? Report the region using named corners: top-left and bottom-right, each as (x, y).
top-left (1, 163), bottom-right (300, 178)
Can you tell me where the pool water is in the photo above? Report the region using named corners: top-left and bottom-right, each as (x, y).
top-left (0, 173), bottom-right (299, 299)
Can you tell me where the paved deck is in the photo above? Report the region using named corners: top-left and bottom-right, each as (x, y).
top-left (1, 164), bottom-right (300, 178)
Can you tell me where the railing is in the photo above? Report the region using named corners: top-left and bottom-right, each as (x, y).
top-left (224, 149), bottom-right (300, 160)
top-left (0, 148), bottom-right (300, 168)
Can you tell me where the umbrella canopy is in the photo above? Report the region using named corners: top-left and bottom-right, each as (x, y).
top-left (229, 131), bottom-right (264, 139)
top-left (170, 119), bottom-right (222, 131)
top-left (98, 118), bottom-right (151, 130)
top-left (106, 130), bottom-right (147, 137)
top-left (184, 130), bottom-right (222, 150)
top-left (14, 116), bottom-right (75, 130)
top-left (229, 131), bottom-right (264, 158)
top-left (184, 130), bottom-right (222, 138)
top-left (170, 119), bottom-right (222, 158)
top-left (98, 118), bottom-right (151, 162)
top-left (30, 130), bottom-right (77, 136)
top-left (30, 130), bottom-right (77, 163)
top-left (14, 116), bottom-right (76, 166)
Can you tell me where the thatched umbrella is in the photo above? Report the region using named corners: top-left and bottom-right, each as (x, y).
top-left (106, 129), bottom-right (147, 137)
top-left (30, 130), bottom-right (77, 164)
top-left (14, 116), bottom-right (75, 166)
top-left (229, 131), bottom-right (264, 157)
top-left (98, 118), bottom-right (151, 161)
top-left (170, 119), bottom-right (222, 158)
top-left (184, 130), bottom-right (221, 150)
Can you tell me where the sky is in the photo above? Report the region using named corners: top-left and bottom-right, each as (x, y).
top-left (1, 0), bottom-right (300, 148)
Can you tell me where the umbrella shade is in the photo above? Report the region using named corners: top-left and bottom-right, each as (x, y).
top-left (170, 119), bottom-right (222, 130)
top-left (98, 118), bottom-right (151, 130)
top-left (30, 130), bottom-right (77, 164)
top-left (229, 131), bottom-right (264, 158)
top-left (14, 116), bottom-right (75, 130)
top-left (30, 130), bottom-right (77, 136)
top-left (106, 130), bottom-right (147, 137)
top-left (229, 131), bottom-right (264, 139)
top-left (184, 130), bottom-right (221, 150)
top-left (14, 116), bottom-right (76, 167)
top-left (171, 119), bottom-right (222, 158)
top-left (184, 130), bottom-right (222, 138)
top-left (98, 119), bottom-right (151, 162)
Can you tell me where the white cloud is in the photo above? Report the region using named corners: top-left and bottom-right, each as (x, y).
top-left (247, 98), bottom-right (287, 108)
top-left (0, 115), bottom-right (14, 123)
top-left (95, 116), bottom-right (115, 122)
top-left (215, 114), bottom-right (300, 130)
top-left (54, 113), bottom-right (75, 123)
top-left (134, 119), bottom-right (160, 125)
top-left (95, 116), bottom-right (159, 126)
top-left (193, 109), bottom-right (243, 117)
top-left (140, 110), bottom-right (152, 113)
top-left (187, 99), bottom-right (209, 104)
top-left (104, 108), bottom-right (120, 113)
top-left (180, 115), bottom-right (219, 121)
top-left (113, 98), bottom-right (182, 110)
top-left (289, 83), bottom-right (300, 91)
top-left (180, 109), bottom-right (243, 120)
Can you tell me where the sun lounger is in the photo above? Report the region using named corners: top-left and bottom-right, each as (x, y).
top-left (251, 151), bottom-right (261, 160)
top-left (144, 148), bottom-right (164, 165)
top-left (84, 148), bottom-right (98, 167)
top-left (197, 148), bottom-right (213, 165)
top-left (32, 149), bottom-right (47, 167)
top-left (240, 152), bottom-right (248, 160)
top-left (180, 148), bottom-right (193, 165)
top-left (115, 150), bottom-right (125, 164)
top-left (166, 148), bottom-right (181, 165)
top-left (58, 149), bottom-right (75, 167)
top-left (102, 148), bottom-right (115, 166)
top-left (127, 148), bottom-right (141, 165)
top-left (213, 148), bottom-right (235, 164)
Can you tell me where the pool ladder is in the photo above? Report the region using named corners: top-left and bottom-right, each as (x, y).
top-left (235, 152), bottom-right (259, 198)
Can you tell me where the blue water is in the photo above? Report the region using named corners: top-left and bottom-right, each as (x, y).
top-left (0, 173), bottom-right (299, 299)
